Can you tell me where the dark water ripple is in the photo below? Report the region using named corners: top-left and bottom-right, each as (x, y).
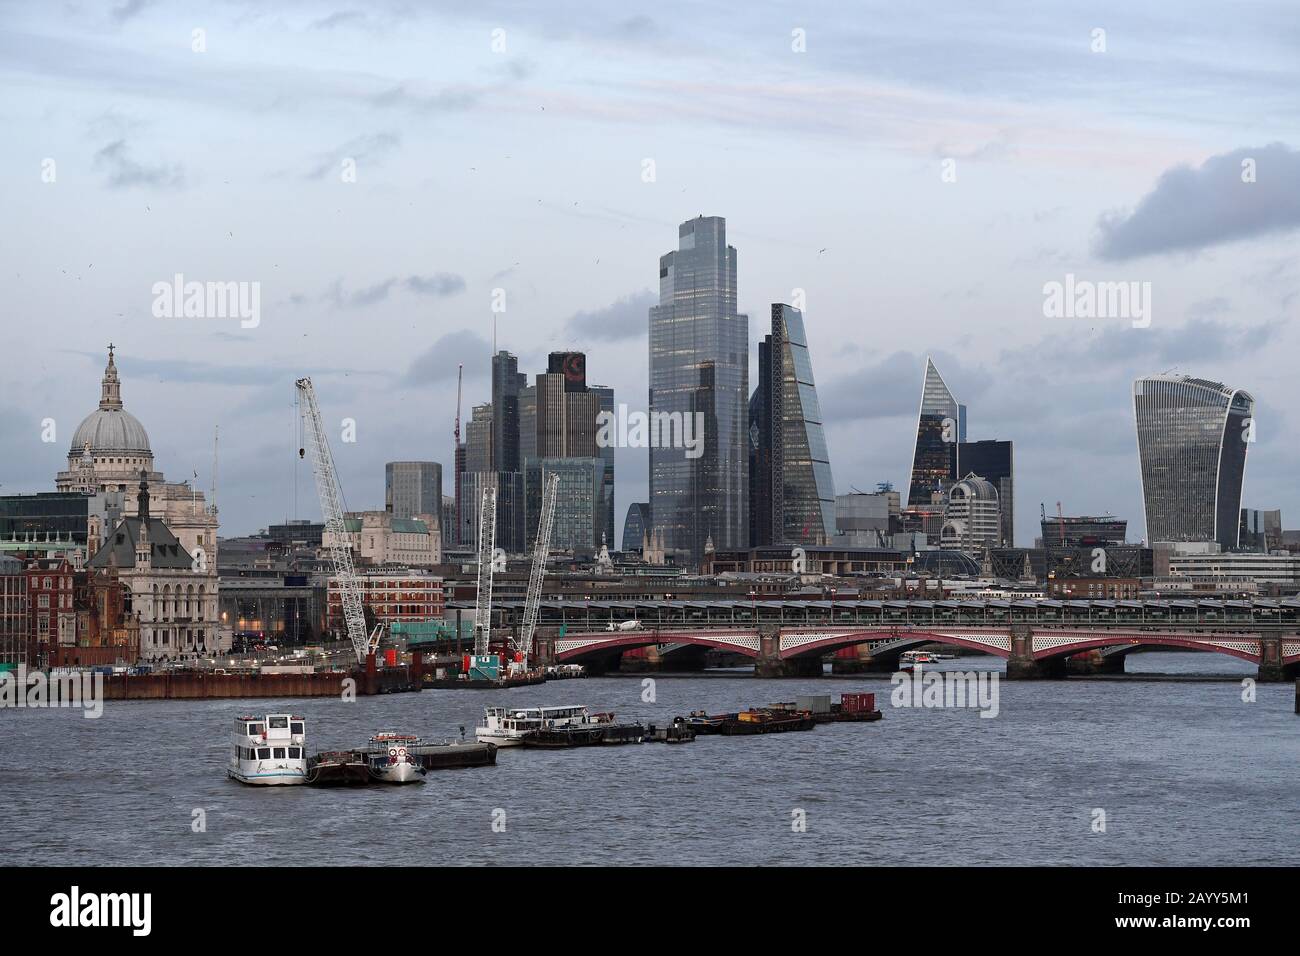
top-left (3, 653), bottom-right (1297, 866)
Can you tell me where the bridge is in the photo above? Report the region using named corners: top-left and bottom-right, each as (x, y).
top-left (536, 624), bottom-right (1300, 681)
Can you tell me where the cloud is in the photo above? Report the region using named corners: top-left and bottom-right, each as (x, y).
top-left (403, 330), bottom-right (492, 386)
top-left (1029, 318), bottom-right (1282, 368)
top-left (110, 0), bottom-right (154, 24)
top-left (93, 139), bottom-right (183, 189)
top-left (817, 351), bottom-right (934, 426)
top-left (368, 84), bottom-right (480, 113)
top-left (316, 274), bottom-right (466, 308)
top-left (306, 131), bottom-right (400, 180)
top-left (564, 290), bottom-right (655, 343)
top-left (1094, 143), bottom-right (1300, 260)
top-left (67, 351), bottom-right (376, 387)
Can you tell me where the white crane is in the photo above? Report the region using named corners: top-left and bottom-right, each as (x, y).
top-left (295, 377), bottom-right (382, 665)
top-left (472, 475), bottom-right (498, 658)
top-left (515, 472), bottom-right (559, 670)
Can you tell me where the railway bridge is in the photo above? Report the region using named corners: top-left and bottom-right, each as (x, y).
top-left (537, 624), bottom-right (1300, 681)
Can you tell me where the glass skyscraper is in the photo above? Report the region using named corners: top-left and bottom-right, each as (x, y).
top-left (649, 216), bottom-right (748, 562)
top-left (907, 357), bottom-right (967, 507)
top-left (1134, 375), bottom-right (1254, 548)
top-left (750, 304), bottom-right (834, 545)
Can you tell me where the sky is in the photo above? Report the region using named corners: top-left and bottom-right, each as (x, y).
top-left (2, 0), bottom-right (1297, 547)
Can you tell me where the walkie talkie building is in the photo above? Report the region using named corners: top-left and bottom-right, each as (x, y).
top-left (1133, 375), bottom-right (1254, 549)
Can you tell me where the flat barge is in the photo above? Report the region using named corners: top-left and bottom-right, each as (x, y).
top-left (409, 739), bottom-right (498, 768)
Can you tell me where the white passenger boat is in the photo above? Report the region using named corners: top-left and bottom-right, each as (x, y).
top-left (475, 705), bottom-right (610, 747)
top-left (228, 714), bottom-right (307, 785)
top-left (364, 732), bottom-right (426, 784)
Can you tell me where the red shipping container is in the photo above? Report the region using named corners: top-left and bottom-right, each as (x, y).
top-left (841, 692), bottom-right (875, 712)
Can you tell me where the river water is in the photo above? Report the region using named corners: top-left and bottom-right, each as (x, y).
top-left (5, 653), bottom-right (1296, 866)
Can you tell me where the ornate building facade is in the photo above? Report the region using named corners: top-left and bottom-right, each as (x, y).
top-left (56, 346), bottom-right (219, 568)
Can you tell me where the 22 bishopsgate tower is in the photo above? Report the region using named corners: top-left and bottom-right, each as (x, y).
top-left (649, 216), bottom-right (749, 562)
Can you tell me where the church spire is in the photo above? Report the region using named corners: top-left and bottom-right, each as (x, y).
top-left (100, 343), bottom-right (123, 410)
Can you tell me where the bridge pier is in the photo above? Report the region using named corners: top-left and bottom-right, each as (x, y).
top-left (754, 626), bottom-right (824, 678)
top-left (1005, 624), bottom-right (1067, 679)
top-left (1257, 637), bottom-right (1288, 683)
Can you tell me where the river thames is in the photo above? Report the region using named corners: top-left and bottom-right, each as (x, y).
top-left (5, 653), bottom-right (1296, 866)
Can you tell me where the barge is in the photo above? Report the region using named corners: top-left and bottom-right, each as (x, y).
top-left (305, 750), bottom-right (371, 786)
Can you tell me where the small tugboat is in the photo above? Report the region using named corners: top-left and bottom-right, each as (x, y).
top-left (228, 714), bottom-right (307, 786)
top-left (475, 705), bottom-right (609, 747)
top-left (683, 711), bottom-right (726, 735)
top-left (363, 733), bottom-right (427, 784)
top-left (645, 717), bottom-right (696, 743)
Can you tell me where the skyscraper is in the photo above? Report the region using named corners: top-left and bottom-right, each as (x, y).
top-left (649, 215), bottom-right (748, 563)
top-left (957, 440), bottom-right (1013, 546)
top-left (750, 304), bottom-right (835, 545)
top-left (591, 385), bottom-right (616, 549)
top-left (384, 461), bottom-right (442, 520)
top-left (622, 502), bottom-right (650, 553)
top-left (1134, 375), bottom-right (1254, 548)
top-left (907, 357), bottom-right (966, 507)
top-left (491, 351), bottom-right (523, 475)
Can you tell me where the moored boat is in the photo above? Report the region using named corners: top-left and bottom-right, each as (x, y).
top-left (717, 709), bottom-right (816, 735)
top-left (305, 750), bottom-right (371, 786)
top-left (363, 733), bottom-right (426, 784)
top-left (475, 704), bottom-right (609, 747)
top-left (408, 738), bottom-right (498, 769)
top-left (228, 714), bottom-right (307, 786)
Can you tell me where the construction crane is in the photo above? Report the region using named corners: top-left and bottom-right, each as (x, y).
top-left (295, 377), bottom-right (382, 665)
top-left (1057, 502), bottom-right (1066, 547)
top-left (472, 474), bottom-right (498, 657)
top-left (515, 472), bottom-right (559, 671)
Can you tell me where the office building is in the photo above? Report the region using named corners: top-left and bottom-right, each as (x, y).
top-left (957, 440), bottom-right (1013, 546)
top-left (750, 304), bottom-right (836, 547)
top-left (907, 357), bottom-right (966, 507)
top-left (1134, 375), bottom-right (1253, 548)
top-left (385, 461), bottom-right (442, 520)
top-left (649, 215), bottom-right (749, 563)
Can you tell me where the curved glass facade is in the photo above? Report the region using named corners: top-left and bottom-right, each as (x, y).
top-left (1133, 375), bottom-right (1254, 548)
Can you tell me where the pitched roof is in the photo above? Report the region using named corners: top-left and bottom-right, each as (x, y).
top-left (89, 516), bottom-right (193, 570)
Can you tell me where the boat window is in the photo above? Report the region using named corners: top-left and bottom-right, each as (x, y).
top-left (268, 716), bottom-right (289, 730)
top-left (288, 748), bottom-right (301, 759)
top-left (273, 748), bottom-right (286, 759)
top-left (257, 748), bottom-right (271, 760)
top-left (290, 722), bottom-right (304, 735)
top-left (249, 723), bottom-right (263, 736)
